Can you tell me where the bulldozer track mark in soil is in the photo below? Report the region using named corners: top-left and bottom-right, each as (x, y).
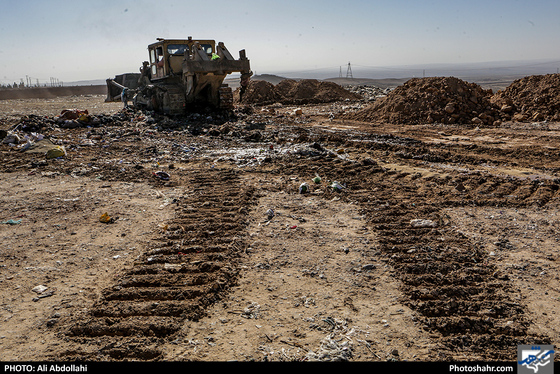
top-left (264, 153), bottom-right (555, 360)
top-left (58, 168), bottom-right (255, 360)
top-left (354, 170), bottom-right (554, 360)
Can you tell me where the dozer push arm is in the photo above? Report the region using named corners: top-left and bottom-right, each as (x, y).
top-left (106, 79), bottom-right (128, 101)
top-left (107, 79), bottom-right (127, 91)
top-left (106, 79), bottom-right (138, 102)
top-left (183, 42), bottom-right (250, 75)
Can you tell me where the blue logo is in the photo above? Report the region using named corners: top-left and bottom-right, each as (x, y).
top-left (518, 345), bottom-right (554, 374)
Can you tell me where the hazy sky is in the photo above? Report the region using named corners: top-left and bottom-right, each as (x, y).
top-left (1, 0), bottom-right (559, 85)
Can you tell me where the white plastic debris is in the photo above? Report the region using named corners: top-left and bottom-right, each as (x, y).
top-left (32, 285), bottom-right (48, 294)
top-left (410, 219), bottom-right (437, 228)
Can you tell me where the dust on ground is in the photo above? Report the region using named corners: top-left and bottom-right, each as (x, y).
top-left (1, 75), bottom-right (559, 362)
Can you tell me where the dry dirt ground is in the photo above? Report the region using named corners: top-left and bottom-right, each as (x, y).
top-left (0, 90), bottom-right (559, 363)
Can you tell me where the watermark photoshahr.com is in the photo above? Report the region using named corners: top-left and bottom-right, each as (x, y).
top-left (449, 364), bottom-right (514, 372)
top-left (4, 364), bottom-right (87, 372)
top-left (449, 345), bottom-right (555, 374)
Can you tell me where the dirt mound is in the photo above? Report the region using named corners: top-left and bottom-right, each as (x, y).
top-left (236, 80), bottom-right (281, 106)
top-left (237, 79), bottom-right (361, 106)
top-left (345, 77), bottom-right (499, 126)
top-left (490, 73), bottom-right (560, 122)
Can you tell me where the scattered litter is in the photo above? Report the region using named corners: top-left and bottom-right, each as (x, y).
top-left (31, 285), bottom-right (54, 301)
top-left (153, 171), bottom-right (170, 181)
top-left (22, 138), bottom-right (55, 154)
top-left (241, 302), bottom-right (261, 319)
top-left (56, 109), bottom-right (91, 123)
top-left (2, 219), bottom-right (22, 225)
top-left (20, 136), bottom-right (65, 159)
top-left (32, 285), bottom-right (48, 294)
top-left (32, 291), bottom-right (54, 301)
top-left (305, 335), bottom-right (353, 361)
top-left (2, 132), bottom-right (20, 145)
top-left (99, 212), bottom-right (115, 224)
top-left (329, 181), bottom-right (345, 191)
top-left (266, 209), bottom-right (275, 220)
top-left (19, 139), bottom-right (34, 151)
top-left (299, 182), bottom-right (309, 194)
top-left (312, 176), bottom-right (322, 184)
top-left (164, 263), bottom-right (183, 270)
top-left (410, 219), bottom-right (437, 228)
top-left (46, 145), bottom-right (66, 159)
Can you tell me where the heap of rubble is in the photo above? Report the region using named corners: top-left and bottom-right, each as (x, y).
top-left (490, 73), bottom-right (560, 122)
top-left (344, 76), bottom-right (500, 126)
top-left (236, 79), bottom-right (362, 106)
top-left (344, 85), bottom-right (392, 102)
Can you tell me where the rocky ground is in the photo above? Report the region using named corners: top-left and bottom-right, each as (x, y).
top-left (0, 76), bottom-right (559, 362)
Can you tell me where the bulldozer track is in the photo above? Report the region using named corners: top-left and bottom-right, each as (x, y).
top-left (266, 152), bottom-right (557, 360)
top-left (158, 85), bottom-right (187, 115)
top-left (218, 85), bottom-right (234, 109)
top-left (354, 166), bottom-right (556, 360)
top-left (59, 167), bottom-right (255, 360)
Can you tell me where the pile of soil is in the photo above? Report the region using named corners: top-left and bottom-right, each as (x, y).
top-left (236, 80), bottom-right (281, 106)
top-left (344, 77), bottom-right (499, 126)
top-left (490, 73), bottom-right (560, 122)
top-left (237, 79), bottom-right (362, 106)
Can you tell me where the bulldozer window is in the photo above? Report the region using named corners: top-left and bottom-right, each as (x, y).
top-left (200, 44), bottom-right (213, 55)
top-left (149, 49), bottom-right (158, 76)
top-left (167, 44), bottom-right (188, 56)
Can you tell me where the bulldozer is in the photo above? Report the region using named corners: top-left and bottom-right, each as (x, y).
top-left (106, 37), bottom-right (252, 115)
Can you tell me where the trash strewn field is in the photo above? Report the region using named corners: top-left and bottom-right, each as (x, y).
top-left (1, 76), bottom-right (559, 362)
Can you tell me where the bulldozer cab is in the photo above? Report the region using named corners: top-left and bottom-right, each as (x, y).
top-left (148, 38), bottom-right (215, 79)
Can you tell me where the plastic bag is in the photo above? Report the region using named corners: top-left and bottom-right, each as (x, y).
top-left (46, 146), bottom-right (66, 159)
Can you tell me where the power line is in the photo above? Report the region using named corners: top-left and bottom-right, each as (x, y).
top-left (346, 62), bottom-right (353, 79)
top-left (0, 75), bottom-right (63, 87)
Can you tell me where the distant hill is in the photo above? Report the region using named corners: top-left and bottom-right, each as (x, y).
top-left (325, 77), bottom-right (408, 88)
top-left (251, 74), bottom-right (289, 85)
top-left (67, 79), bottom-right (108, 86)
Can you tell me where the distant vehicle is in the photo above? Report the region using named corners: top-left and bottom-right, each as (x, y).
top-left (106, 37), bottom-right (252, 114)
